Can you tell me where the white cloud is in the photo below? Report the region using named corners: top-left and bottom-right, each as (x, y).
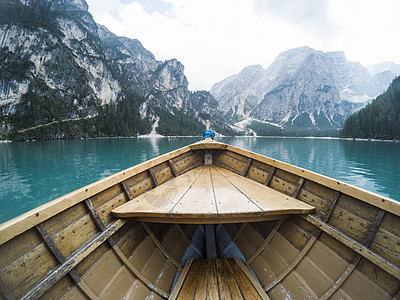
top-left (328, 0), bottom-right (400, 65)
top-left (86, 0), bottom-right (400, 90)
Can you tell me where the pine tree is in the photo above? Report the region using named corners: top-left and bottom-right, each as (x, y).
top-left (341, 77), bottom-right (400, 139)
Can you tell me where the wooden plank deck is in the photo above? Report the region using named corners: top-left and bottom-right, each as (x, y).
top-left (112, 166), bottom-right (314, 223)
top-left (169, 258), bottom-right (270, 300)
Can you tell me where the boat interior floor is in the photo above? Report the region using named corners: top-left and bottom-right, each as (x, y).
top-left (170, 257), bottom-right (268, 299)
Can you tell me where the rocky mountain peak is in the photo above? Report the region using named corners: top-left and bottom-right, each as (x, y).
top-left (153, 59), bottom-right (188, 91)
top-left (0, 0), bottom-right (233, 138)
top-left (367, 61), bottom-right (400, 76)
top-left (18, 0), bottom-right (89, 11)
top-left (211, 47), bottom-right (400, 130)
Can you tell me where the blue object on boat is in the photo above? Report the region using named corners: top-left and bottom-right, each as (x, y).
top-left (202, 129), bottom-right (215, 140)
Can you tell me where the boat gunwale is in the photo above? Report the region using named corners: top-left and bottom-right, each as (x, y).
top-left (1, 140), bottom-right (399, 246)
top-left (199, 142), bottom-right (399, 214)
top-left (0, 144), bottom-right (193, 244)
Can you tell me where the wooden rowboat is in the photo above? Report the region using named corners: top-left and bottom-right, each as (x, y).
top-left (0, 139), bottom-right (399, 299)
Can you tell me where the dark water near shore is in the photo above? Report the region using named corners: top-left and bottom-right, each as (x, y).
top-left (1, 137), bottom-right (399, 223)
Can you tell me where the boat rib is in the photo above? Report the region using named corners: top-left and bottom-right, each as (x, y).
top-left (0, 140), bottom-right (399, 299)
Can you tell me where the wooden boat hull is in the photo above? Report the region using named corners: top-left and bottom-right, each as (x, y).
top-left (0, 140), bottom-right (399, 299)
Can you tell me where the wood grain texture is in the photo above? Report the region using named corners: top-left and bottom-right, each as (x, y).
top-left (169, 258), bottom-right (269, 299)
top-left (112, 166), bottom-right (314, 223)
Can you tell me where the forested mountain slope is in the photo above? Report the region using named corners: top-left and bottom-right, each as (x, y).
top-left (0, 0), bottom-right (232, 140)
top-left (341, 77), bottom-right (400, 139)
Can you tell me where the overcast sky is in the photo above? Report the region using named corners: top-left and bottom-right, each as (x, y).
top-left (86, 0), bottom-right (400, 91)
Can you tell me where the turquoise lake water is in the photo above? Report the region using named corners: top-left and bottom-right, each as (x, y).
top-left (1, 137), bottom-right (399, 223)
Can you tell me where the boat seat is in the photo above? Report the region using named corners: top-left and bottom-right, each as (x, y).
top-left (169, 258), bottom-right (270, 300)
top-left (112, 166), bottom-right (314, 224)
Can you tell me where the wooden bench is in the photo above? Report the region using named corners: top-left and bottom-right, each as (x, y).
top-left (112, 166), bottom-right (314, 224)
top-left (169, 258), bottom-right (270, 299)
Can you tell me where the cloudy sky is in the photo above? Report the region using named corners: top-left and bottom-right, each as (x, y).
top-left (86, 0), bottom-right (400, 91)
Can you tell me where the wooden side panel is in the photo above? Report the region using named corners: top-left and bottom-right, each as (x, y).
top-left (61, 285), bottom-right (88, 300)
top-left (98, 267), bottom-right (135, 300)
top-left (328, 194), bottom-right (380, 243)
top-left (339, 268), bottom-right (392, 299)
top-left (62, 220), bottom-right (180, 299)
top-left (250, 220), bottom-right (279, 240)
top-left (91, 184), bottom-right (125, 209)
top-left (129, 236), bottom-right (156, 271)
top-left (65, 247), bottom-right (155, 300)
top-left (42, 203), bottom-right (88, 235)
top-left (124, 171), bottom-right (149, 190)
top-left (278, 271), bottom-right (317, 299)
top-left (95, 193), bottom-right (127, 226)
top-left (125, 281), bottom-right (163, 300)
top-left (152, 162), bottom-right (174, 185)
top-left (41, 276), bottom-right (75, 300)
top-left (235, 223), bottom-right (264, 260)
top-left (249, 255), bottom-right (275, 287)
top-left (52, 214), bottom-right (98, 258)
top-left (155, 260), bottom-right (177, 293)
top-left (329, 289), bottom-right (351, 300)
top-left (246, 160), bottom-right (274, 184)
top-left (110, 220), bottom-right (135, 244)
top-left (141, 248), bottom-right (177, 292)
top-left (160, 225), bottom-right (188, 264)
top-left (265, 232), bottom-right (300, 265)
top-left (279, 219), bottom-right (311, 250)
top-left (297, 181), bottom-right (333, 219)
top-left (82, 249), bottom-right (123, 296)
top-left (291, 216), bottom-right (320, 237)
top-left (318, 232), bottom-right (357, 263)
top-left (246, 163), bottom-right (271, 184)
top-left (142, 248), bottom-right (166, 283)
top-left (127, 177), bottom-right (153, 201)
top-left (306, 240), bottom-right (348, 285)
top-left (370, 212), bottom-right (400, 266)
top-left (73, 242), bottom-right (110, 277)
top-left (293, 257), bottom-right (333, 297)
top-left (252, 232), bottom-right (299, 287)
top-left (268, 283), bottom-right (292, 300)
top-left (89, 183), bottom-right (131, 227)
top-left (269, 169), bottom-right (299, 196)
top-left (170, 151), bottom-right (202, 174)
top-left (214, 150), bottom-right (249, 174)
top-left (0, 243), bottom-right (58, 298)
top-left (219, 150), bottom-right (249, 164)
top-left (357, 259), bottom-right (400, 296)
top-left (0, 228), bottom-right (42, 269)
top-left (116, 223), bottom-right (148, 258)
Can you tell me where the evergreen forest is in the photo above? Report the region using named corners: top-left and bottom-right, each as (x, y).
top-left (340, 77), bottom-right (400, 140)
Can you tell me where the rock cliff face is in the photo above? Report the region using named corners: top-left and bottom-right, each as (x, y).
top-left (0, 0), bottom-right (120, 116)
top-left (0, 0), bottom-right (230, 137)
top-left (211, 47), bottom-right (400, 129)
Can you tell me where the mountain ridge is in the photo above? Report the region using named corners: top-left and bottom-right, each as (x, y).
top-left (0, 0), bottom-right (232, 140)
top-left (1, 1), bottom-right (399, 139)
top-left (211, 46), bottom-right (400, 131)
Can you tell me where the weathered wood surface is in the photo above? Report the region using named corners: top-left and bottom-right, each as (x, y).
top-left (112, 166), bottom-right (314, 222)
top-left (192, 141), bottom-right (400, 216)
top-left (0, 145), bottom-right (194, 245)
top-left (169, 258), bottom-right (269, 299)
top-left (1, 139), bottom-right (399, 300)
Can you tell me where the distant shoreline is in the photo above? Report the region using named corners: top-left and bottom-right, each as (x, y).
top-left (1, 136), bottom-right (399, 144)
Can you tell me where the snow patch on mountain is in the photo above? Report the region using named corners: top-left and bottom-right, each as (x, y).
top-left (211, 46), bottom-right (399, 130)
